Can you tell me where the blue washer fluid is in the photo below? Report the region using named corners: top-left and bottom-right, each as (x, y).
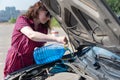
top-left (33, 44), bottom-right (66, 65)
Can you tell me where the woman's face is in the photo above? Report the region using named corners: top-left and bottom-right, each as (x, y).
top-left (38, 10), bottom-right (51, 24)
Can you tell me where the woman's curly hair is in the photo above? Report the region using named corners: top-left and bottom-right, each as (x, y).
top-left (23, 1), bottom-right (51, 29)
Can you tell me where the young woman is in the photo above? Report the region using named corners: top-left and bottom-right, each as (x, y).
top-left (4, 1), bottom-right (67, 77)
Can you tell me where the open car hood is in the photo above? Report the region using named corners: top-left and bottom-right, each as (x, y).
top-left (41, 0), bottom-right (120, 53)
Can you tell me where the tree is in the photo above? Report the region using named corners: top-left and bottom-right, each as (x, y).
top-left (8, 17), bottom-right (16, 23)
top-left (105, 0), bottom-right (120, 15)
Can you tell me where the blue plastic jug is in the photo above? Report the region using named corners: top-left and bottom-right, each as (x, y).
top-left (33, 44), bottom-right (66, 65)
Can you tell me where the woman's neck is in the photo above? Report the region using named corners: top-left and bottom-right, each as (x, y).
top-left (33, 18), bottom-right (40, 31)
top-left (33, 18), bottom-right (40, 25)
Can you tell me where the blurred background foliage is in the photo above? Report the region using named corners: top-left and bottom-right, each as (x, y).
top-left (105, 0), bottom-right (120, 15)
top-left (8, 17), bottom-right (16, 23)
top-left (50, 18), bottom-right (60, 28)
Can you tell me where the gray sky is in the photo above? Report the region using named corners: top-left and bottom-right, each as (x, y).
top-left (0, 0), bottom-right (39, 10)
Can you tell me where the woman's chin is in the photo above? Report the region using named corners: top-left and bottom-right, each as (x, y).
top-left (41, 21), bottom-right (47, 24)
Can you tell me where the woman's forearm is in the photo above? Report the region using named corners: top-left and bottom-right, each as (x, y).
top-left (20, 26), bottom-right (66, 44)
top-left (30, 31), bottom-right (58, 42)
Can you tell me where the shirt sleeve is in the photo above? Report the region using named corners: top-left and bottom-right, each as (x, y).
top-left (15, 16), bottom-right (31, 31)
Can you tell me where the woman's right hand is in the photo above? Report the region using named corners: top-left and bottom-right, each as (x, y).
top-left (56, 36), bottom-right (68, 44)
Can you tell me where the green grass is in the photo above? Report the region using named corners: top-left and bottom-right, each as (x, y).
top-left (50, 17), bottom-right (60, 28)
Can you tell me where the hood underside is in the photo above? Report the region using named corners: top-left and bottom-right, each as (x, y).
top-left (41, 0), bottom-right (120, 53)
